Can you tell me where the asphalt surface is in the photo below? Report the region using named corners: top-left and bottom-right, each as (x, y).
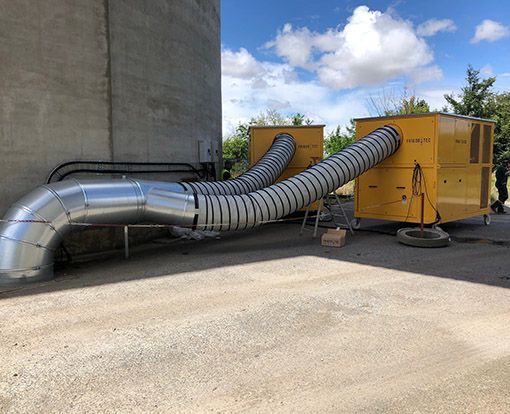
top-left (1, 206), bottom-right (509, 413)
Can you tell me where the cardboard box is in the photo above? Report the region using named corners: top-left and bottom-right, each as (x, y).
top-left (321, 228), bottom-right (346, 248)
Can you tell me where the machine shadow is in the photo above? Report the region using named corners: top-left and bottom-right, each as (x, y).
top-left (1, 208), bottom-right (509, 300)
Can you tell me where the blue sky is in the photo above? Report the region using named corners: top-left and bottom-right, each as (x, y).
top-left (220, 0), bottom-right (510, 134)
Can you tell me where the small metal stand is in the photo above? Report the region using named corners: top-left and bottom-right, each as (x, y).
top-left (124, 225), bottom-right (130, 259)
top-left (300, 193), bottom-right (354, 237)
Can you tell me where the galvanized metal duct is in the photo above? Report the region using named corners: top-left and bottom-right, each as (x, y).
top-left (0, 126), bottom-right (400, 285)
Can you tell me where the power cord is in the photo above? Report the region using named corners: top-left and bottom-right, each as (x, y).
top-left (403, 163), bottom-right (441, 224)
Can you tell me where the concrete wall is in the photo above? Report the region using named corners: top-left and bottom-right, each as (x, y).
top-left (109, 0), bottom-right (222, 163)
top-left (0, 0), bottom-right (112, 214)
top-left (0, 0), bottom-right (222, 216)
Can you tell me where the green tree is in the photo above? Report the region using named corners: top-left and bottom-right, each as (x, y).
top-left (493, 92), bottom-right (510, 162)
top-left (443, 65), bottom-right (510, 162)
top-left (399, 96), bottom-right (430, 114)
top-left (222, 123), bottom-right (249, 165)
top-left (291, 113), bottom-right (305, 125)
top-left (250, 109), bottom-right (287, 126)
top-left (444, 65), bottom-right (496, 119)
top-left (366, 88), bottom-right (431, 116)
top-left (324, 119), bottom-right (356, 157)
top-left (291, 113), bottom-right (313, 126)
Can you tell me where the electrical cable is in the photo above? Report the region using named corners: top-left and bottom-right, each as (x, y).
top-left (402, 163), bottom-right (441, 225)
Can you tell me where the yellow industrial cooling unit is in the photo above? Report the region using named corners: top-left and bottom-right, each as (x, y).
top-left (249, 125), bottom-right (324, 211)
top-left (354, 113), bottom-right (495, 226)
top-left (249, 125), bottom-right (324, 179)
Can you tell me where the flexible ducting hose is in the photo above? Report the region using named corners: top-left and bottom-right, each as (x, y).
top-left (121, 133), bottom-right (296, 196)
top-left (182, 133), bottom-right (296, 195)
top-left (190, 125), bottom-right (400, 230)
top-left (0, 126), bottom-right (400, 285)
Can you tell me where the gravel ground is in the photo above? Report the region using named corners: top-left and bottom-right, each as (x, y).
top-left (1, 217), bottom-right (509, 413)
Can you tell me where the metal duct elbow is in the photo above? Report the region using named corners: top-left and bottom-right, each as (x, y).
top-left (0, 126), bottom-right (399, 285)
top-left (0, 179), bottom-right (147, 284)
top-left (0, 132), bottom-right (295, 285)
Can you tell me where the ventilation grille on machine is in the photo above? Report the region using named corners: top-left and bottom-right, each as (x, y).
top-left (482, 125), bottom-right (492, 164)
top-left (470, 123), bottom-right (480, 164)
top-left (480, 166), bottom-right (490, 209)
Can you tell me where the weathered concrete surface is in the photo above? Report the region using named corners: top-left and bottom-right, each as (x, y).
top-left (109, 0), bottom-right (222, 163)
top-left (0, 0), bottom-right (222, 259)
top-left (0, 0), bottom-right (222, 217)
top-left (1, 221), bottom-right (508, 413)
top-left (0, 0), bottom-right (112, 215)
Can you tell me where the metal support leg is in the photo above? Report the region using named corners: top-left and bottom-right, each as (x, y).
top-left (124, 225), bottom-right (130, 259)
top-left (313, 198), bottom-right (324, 238)
top-left (300, 205), bottom-right (311, 236)
top-left (334, 193), bottom-right (354, 235)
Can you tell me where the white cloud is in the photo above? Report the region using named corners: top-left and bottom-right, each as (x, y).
top-left (221, 6), bottom-right (450, 135)
top-left (264, 24), bottom-right (318, 69)
top-left (409, 66), bottom-right (443, 85)
top-left (264, 6), bottom-right (440, 90)
top-left (417, 19), bottom-right (457, 37)
top-left (221, 47), bottom-right (449, 137)
top-left (415, 88), bottom-right (450, 111)
top-left (221, 48), bottom-right (266, 79)
top-left (480, 64), bottom-right (493, 76)
top-left (221, 47), bottom-right (370, 136)
top-left (471, 19), bottom-right (510, 43)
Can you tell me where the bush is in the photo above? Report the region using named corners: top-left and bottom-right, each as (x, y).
top-left (324, 120), bottom-right (356, 157)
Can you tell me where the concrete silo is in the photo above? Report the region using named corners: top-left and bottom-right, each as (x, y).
top-left (0, 0), bottom-right (222, 212)
top-left (0, 0), bottom-right (221, 253)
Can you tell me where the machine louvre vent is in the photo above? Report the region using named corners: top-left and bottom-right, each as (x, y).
top-left (470, 123), bottom-right (480, 163)
top-left (482, 125), bottom-right (491, 163)
top-left (480, 167), bottom-right (490, 208)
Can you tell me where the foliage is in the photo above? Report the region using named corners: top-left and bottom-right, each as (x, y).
top-left (250, 109), bottom-right (287, 126)
top-left (366, 87), bottom-right (430, 116)
top-left (291, 113), bottom-right (313, 126)
top-left (222, 124), bottom-right (249, 172)
top-left (222, 109), bottom-right (314, 176)
top-left (398, 96), bottom-right (430, 115)
top-left (492, 92), bottom-right (510, 162)
top-left (444, 65), bottom-right (496, 119)
top-left (324, 119), bottom-right (356, 157)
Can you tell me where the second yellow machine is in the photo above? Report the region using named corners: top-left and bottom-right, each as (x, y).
top-left (353, 112), bottom-right (495, 228)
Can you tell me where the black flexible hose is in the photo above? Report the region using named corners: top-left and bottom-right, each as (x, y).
top-left (193, 126), bottom-right (401, 231)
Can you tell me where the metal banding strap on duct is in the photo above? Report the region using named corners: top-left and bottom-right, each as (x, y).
top-left (0, 126), bottom-right (400, 285)
top-left (182, 133), bottom-right (296, 195)
top-left (0, 179), bottom-right (147, 285)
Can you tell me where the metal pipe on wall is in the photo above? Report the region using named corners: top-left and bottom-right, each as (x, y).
top-left (165, 134), bottom-right (296, 195)
top-left (0, 126), bottom-right (400, 285)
